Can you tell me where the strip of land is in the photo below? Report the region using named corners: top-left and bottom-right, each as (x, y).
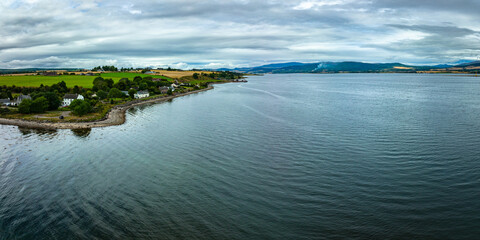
top-left (0, 85), bottom-right (214, 130)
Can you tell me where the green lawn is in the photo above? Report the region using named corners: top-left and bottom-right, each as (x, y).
top-left (0, 75), bottom-right (97, 88)
top-left (0, 73), bottom-right (171, 88)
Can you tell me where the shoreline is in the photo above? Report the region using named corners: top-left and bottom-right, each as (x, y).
top-left (0, 85), bottom-right (216, 130)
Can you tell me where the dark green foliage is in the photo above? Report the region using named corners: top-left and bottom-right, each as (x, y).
top-left (128, 89), bottom-right (137, 99)
top-left (70, 99), bottom-right (91, 116)
top-left (92, 65), bottom-right (118, 71)
top-left (97, 90), bottom-right (107, 100)
top-left (167, 89), bottom-right (173, 95)
top-left (107, 88), bottom-right (126, 98)
top-left (73, 85), bottom-right (80, 94)
top-left (139, 83), bottom-right (147, 91)
top-left (193, 73), bottom-right (199, 79)
top-left (18, 99), bottom-right (32, 114)
top-left (30, 97), bottom-right (49, 113)
top-left (133, 76), bottom-right (142, 83)
top-left (93, 77), bottom-right (113, 91)
top-left (43, 92), bottom-right (61, 111)
top-left (50, 81), bottom-right (68, 93)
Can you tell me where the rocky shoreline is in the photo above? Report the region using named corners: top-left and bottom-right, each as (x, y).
top-left (0, 85), bottom-right (214, 130)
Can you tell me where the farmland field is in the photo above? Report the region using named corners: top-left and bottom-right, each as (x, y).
top-left (0, 72), bottom-right (172, 88)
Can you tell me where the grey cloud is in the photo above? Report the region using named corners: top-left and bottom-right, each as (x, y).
top-left (388, 25), bottom-right (478, 37)
top-left (0, 0), bottom-right (479, 68)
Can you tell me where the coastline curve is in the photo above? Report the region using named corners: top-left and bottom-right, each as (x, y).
top-left (0, 85), bottom-right (215, 130)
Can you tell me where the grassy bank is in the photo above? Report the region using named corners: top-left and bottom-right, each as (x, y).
top-left (0, 72), bottom-right (172, 88)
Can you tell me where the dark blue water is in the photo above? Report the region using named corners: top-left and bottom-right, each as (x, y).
top-left (1, 74), bottom-right (480, 239)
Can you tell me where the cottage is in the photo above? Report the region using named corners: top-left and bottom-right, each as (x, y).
top-left (63, 94), bottom-right (84, 107)
top-left (42, 72), bottom-right (58, 76)
top-left (10, 95), bottom-right (32, 106)
top-left (0, 99), bottom-right (11, 106)
top-left (134, 91), bottom-right (149, 99)
top-left (159, 87), bottom-right (169, 94)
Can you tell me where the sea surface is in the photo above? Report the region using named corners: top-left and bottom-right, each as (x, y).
top-left (1, 74), bottom-right (480, 239)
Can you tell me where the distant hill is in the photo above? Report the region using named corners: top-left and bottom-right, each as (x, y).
top-left (219, 60), bottom-right (480, 74)
top-left (455, 61), bottom-right (480, 67)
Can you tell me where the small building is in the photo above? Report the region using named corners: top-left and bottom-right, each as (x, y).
top-left (134, 91), bottom-right (149, 99)
top-left (42, 72), bottom-right (58, 76)
top-left (144, 71), bottom-right (154, 74)
top-left (63, 94), bottom-right (84, 107)
top-left (0, 98), bottom-right (11, 106)
top-left (159, 87), bottom-right (169, 94)
top-left (10, 95), bottom-right (32, 106)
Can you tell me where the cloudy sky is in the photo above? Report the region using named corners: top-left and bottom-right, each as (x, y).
top-left (1, 0), bottom-right (480, 69)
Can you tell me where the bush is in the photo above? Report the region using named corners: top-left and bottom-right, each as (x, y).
top-left (128, 89), bottom-right (137, 99)
top-left (70, 99), bottom-right (91, 116)
top-left (97, 90), bottom-right (107, 100)
top-left (107, 88), bottom-right (125, 98)
top-left (30, 97), bottom-right (49, 113)
top-left (18, 99), bottom-right (32, 114)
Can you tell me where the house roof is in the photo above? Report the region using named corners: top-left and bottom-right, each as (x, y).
top-left (17, 95), bottom-right (31, 101)
top-left (64, 94), bottom-right (79, 99)
top-left (0, 98), bottom-right (10, 103)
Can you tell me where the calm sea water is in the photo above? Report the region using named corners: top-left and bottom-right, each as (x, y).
top-left (1, 74), bottom-right (480, 239)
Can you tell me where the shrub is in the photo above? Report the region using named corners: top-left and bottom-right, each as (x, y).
top-left (18, 99), bottom-right (32, 114)
top-left (70, 99), bottom-right (91, 116)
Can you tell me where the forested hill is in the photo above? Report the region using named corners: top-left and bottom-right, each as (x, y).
top-left (219, 61), bottom-right (480, 74)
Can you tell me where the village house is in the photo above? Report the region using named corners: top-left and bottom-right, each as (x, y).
top-left (62, 94), bottom-right (84, 107)
top-left (42, 72), bottom-right (58, 76)
top-left (0, 99), bottom-right (11, 106)
top-left (159, 87), bottom-right (169, 94)
top-left (170, 83), bottom-right (179, 91)
top-left (134, 91), bottom-right (149, 99)
top-left (10, 95), bottom-right (32, 106)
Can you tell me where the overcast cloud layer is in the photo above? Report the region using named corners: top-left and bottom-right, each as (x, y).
top-left (1, 0), bottom-right (480, 69)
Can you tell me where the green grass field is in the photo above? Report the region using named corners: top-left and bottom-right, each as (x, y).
top-left (0, 73), bottom-right (171, 88)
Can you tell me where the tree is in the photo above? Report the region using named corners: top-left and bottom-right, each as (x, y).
top-left (93, 77), bottom-right (109, 91)
top-left (193, 73), bottom-right (199, 79)
top-left (18, 99), bottom-right (32, 114)
top-left (128, 89), bottom-right (137, 99)
top-left (133, 76), bottom-right (143, 83)
top-left (30, 97), bottom-right (49, 113)
top-left (107, 88), bottom-right (125, 98)
top-left (73, 85), bottom-right (80, 94)
top-left (139, 82), bottom-right (147, 90)
top-left (43, 92), bottom-right (61, 111)
top-left (97, 90), bottom-right (108, 100)
top-left (70, 99), bottom-right (91, 116)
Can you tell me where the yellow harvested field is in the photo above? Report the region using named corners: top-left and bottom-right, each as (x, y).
top-left (149, 70), bottom-right (212, 79)
top-left (393, 66), bottom-right (413, 70)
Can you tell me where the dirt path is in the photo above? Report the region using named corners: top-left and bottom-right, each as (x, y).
top-left (0, 86), bottom-right (214, 129)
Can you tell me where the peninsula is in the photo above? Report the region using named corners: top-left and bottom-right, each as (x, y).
top-left (0, 67), bottom-right (245, 129)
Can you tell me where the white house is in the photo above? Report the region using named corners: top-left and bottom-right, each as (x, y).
top-left (134, 91), bottom-right (149, 99)
top-left (0, 99), bottom-right (11, 106)
top-left (63, 94), bottom-right (84, 107)
top-left (10, 95), bottom-right (31, 106)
